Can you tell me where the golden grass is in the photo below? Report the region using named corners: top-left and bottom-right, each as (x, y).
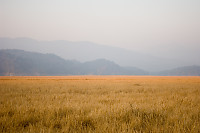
top-left (0, 76), bottom-right (200, 132)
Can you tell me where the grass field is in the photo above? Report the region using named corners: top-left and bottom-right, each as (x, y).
top-left (0, 76), bottom-right (200, 132)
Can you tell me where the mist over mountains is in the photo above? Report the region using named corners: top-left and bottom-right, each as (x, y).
top-left (0, 37), bottom-right (191, 72)
top-left (0, 49), bottom-right (200, 76)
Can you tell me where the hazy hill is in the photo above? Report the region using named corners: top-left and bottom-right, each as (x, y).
top-left (0, 49), bottom-right (80, 76)
top-left (0, 49), bottom-right (148, 76)
top-left (81, 59), bottom-right (148, 75)
top-left (154, 66), bottom-right (200, 76)
top-left (0, 37), bottom-right (186, 72)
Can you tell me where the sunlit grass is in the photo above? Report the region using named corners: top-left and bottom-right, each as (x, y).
top-left (0, 76), bottom-right (200, 132)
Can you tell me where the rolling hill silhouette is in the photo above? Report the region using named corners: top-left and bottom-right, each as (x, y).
top-left (1, 49), bottom-right (199, 76)
top-left (0, 49), bottom-right (148, 76)
top-left (0, 37), bottom-right (187, 72)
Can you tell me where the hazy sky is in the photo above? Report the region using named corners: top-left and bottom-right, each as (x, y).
top-left (1, 0), bottom-right (200, 59)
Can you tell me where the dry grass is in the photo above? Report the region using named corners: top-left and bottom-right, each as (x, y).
top-left (0, 76), bottom-right (200, 132)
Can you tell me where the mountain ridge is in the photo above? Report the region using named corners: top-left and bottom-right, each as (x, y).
top-left (0, 37), bottom-right (187, 72)
top-left (0, 49), bottom-right (148, 76)
top-left (0, 49), bottom-right (199, 76)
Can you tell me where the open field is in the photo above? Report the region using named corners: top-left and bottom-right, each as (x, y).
top-left (0, 76), bottom-right (200, 132)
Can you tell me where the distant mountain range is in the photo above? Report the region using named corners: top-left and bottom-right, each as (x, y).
top-left (0, 49), bottom-right (148, 76)
top-left (0, 37), bottom-right (189, 72)
top-left (0, 49), bottom-right (199, 76)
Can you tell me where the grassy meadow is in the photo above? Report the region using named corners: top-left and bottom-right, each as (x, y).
top-left (0, 76), bottom-right (200, 132)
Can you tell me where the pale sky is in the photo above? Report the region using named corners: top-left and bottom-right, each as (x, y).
top-left (1, 0), bottom-right (200, 60)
